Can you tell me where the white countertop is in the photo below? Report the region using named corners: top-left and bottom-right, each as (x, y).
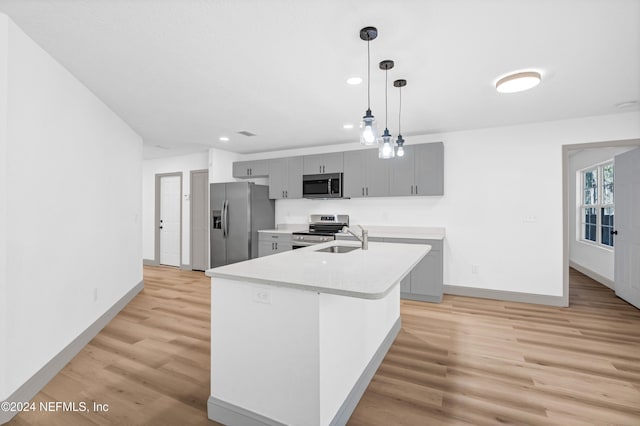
top-left (258, 224), bottom-right (307, 234)
top-left (339, 226), bottom-right (445, 240)
top-left (206, 241), bottom-right (431, 299)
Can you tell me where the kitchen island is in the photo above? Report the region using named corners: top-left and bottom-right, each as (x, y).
top-left (206, 240), bottom-right (431, 426)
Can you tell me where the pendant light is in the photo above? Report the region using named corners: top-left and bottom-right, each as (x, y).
top-left (378, 60), bottom-right (395, 159)
top-left (359, 27), bottom-right (379, 146)
top-left (394, 79), bottom-right (407, 157)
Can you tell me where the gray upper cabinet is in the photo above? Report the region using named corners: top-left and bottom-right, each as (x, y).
top-left (365, 149), bottom-right (390, 197)
top-left (389, 146), bottom-right (415, 196)
top-left (343, 149), bottom-right (389, 198)
top-left (414, 142), bottom-right (444, 195)
top-left (233, 142), bottom-right (442, 198)
top-left (269, 156), bottom-right (303, 199)
top-left (303, 153), bottom-right (344, 175)
top-left (343, 151), bottom-right (366, 197)
top-left (389, 142), bottom-right (444, 196)
top-left (233, 160), bottom-right (270, 178)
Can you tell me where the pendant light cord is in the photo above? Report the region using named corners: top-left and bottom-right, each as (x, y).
top-left (385, 69), bottom-right (388, 128)
top-left (398, 86), bottom-right (402, 135)
top-left (367, 40), bottom-right (371, 110)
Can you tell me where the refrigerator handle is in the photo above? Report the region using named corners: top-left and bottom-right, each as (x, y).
top-left (222, 200), bottom-right (229, 238)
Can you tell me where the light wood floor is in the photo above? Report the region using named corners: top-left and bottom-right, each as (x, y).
top-left (9, 267), bottom-right (640, 425)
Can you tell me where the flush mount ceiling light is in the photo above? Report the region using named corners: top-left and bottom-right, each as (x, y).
top-left (394, 79), bottom-right (407, 157)
top-left (495, 71), bottom-right (542, 93)
top-left (378, 60), bottom-right (395, 159)
top-left (347, 77), bottom-right (363, 85)
top-left (359, 26), bottom-right (379, 146)
top-left (343, 123), bottom-right (354, 129)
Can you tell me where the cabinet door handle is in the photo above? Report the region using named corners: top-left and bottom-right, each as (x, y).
top-left (285, 190), bottom-right (288, 198)
top-left (320, 165), bottom-right (322, 173)
top-left (275, 242), bottom-right (278, 250)
top-left (366, 187), bottom-right (369, 196)
top-left (323, 165), bottom-right (325, 173)
top-left (362, 187), bottom-right (364, 196)
top-left (410, 185), bottom-right (413, 195)
top-left (415, 185), bottom-right (418, 194)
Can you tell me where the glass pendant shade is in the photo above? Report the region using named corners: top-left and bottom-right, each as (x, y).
top-left (360, 109), bottom-right (378, 145)
top-left (378, 128), bottom-right (395, 159)
top-left (396, 134), bottom-right (405, 157)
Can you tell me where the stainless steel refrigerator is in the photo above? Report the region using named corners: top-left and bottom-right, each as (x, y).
top-left (210, 182), bottom-right (275, 267)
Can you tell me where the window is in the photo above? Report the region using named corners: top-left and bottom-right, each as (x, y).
top-left (580, 162), bottom-right (614, 247)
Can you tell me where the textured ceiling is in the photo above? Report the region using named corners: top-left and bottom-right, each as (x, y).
top-left (0, 0), bottom-right (638, 159)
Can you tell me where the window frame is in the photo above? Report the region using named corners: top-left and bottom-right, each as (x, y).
top-left (579, 160), bottom-right (614, 250)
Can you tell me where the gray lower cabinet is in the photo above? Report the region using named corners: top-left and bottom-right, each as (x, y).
top-left (343, 149), bottom-right (389, 197)
top-left (269, 156), bottom-right (303, 199)
top-left (258, 233), bottom-right (293, 257)
top-left (385, 237), bottom-right (443, 302)
top-left (334, 234), bottom-right (443, 303)
top-left (303, 152), bottom-right (343, 174)
top-left (233, 160), bottom-right (270, 178)
top-left (389, 142), bottom-right (444, 196)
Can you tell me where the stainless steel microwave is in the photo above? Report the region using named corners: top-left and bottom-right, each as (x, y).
top-left (302, 173), bottom-right (343, 199)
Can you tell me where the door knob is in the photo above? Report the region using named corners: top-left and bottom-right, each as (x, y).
top-left (159, 226), bottom-right (163, 229)
top-left (611, 230), bottom-right (618, 235)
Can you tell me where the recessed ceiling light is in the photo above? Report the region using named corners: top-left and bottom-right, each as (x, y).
top-left (219, 136), bottom-right (229, 142)
top-left (343, 123), bottom-right (354, 129)
top-left (616, 101), bottom-right (638, 109)
top-left (347, 77), bottom-right (363, 85)
top-left (496, 71), bottom-right (542, 93)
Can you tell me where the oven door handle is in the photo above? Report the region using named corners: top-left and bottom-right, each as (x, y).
top-left (293, 241), bottom-right (325, 247)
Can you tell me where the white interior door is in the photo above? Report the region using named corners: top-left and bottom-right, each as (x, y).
top-left (160, 175), bottom-right (181, 267)
top-left (614, 147), bottom-right (640, 309)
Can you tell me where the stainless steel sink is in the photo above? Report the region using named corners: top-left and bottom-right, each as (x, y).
top-left (315, 245), bottom-right (360, 254)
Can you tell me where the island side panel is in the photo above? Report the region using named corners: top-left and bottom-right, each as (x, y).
top-left (319, 284), bottom-right (401, 424)
top-left (210, 278), bottom-right (321, 425)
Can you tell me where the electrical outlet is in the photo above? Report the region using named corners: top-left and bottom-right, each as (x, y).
top-left (253, 289), bottom-right (272, 304)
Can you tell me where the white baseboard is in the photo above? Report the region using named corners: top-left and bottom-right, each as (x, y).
top-left (569, 261), bottom-right (614, 289)
top-left (444, 285), bottom-right (566, 307)
top-left (0, 280), bottom-right (144, 425)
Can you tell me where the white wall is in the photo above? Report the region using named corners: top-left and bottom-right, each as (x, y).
top-left (142, 152), bottom-right (208, 264)
top-left (208, 147), bottom-right (239, 183)
top-left (0, 13), bottom-right (8, 401)
top-left (1, 15), bottom-right (143, 400)
top-left (568, 146), bottom-right (639, 287)
top-left (236, 112), bottom-right (640, 297)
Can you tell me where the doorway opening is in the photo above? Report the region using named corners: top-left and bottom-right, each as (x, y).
top-left (562, 138), bottom-right (640, 306)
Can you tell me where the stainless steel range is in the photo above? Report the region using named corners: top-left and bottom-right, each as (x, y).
top-left (291, 214), bottom-right (349, 249)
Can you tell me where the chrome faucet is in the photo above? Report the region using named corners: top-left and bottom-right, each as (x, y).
top-left (342, 225), bottom-right (368, 250)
